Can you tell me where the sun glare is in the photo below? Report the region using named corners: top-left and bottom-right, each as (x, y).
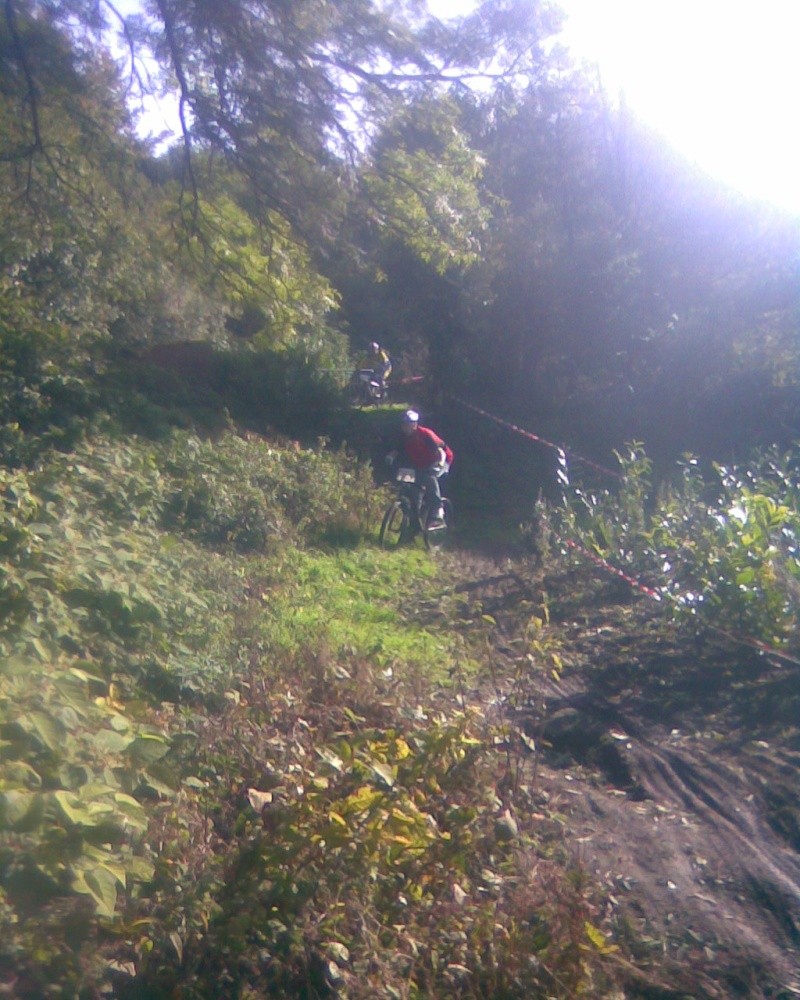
top-left (558, 0), bottom-right (800, 216)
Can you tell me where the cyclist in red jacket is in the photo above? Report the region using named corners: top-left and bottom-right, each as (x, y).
top-left (387, 409), bottom-right (453, 524)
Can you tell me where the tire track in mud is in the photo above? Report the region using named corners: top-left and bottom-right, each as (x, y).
top-left (504, 675), bottom-right (800, 995)
top-left (536, 676), bottom-right (800, 993)
top-left (451, 556), bottom-right (800, 996)
top-left (621, 735), bottom-right (799, 960)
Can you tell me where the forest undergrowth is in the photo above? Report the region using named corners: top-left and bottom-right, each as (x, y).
top-left (0, 421), bottom-right (632, 999)
top-left (2, 409), bottom-right (799, 999)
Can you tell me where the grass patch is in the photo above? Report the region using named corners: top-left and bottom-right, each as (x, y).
top-left (248, 546), bottom-right (462, 679)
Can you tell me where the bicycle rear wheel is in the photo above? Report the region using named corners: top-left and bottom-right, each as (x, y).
top-left (348, 380), bottom-right (365, 407)
top-left (380, 500), bottom-right (410, 549)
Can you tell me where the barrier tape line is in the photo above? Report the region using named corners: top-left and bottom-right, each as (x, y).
top-left (702, 624), bottom-right (800, 669)
top-left (563, 538), bottom-right (663, 600)
top-left (445, 391), bottom-right (800, 668)
top-left (562, 537), bottom-right (800, 669)
top-left (450, 395), bottom-right (622, 480)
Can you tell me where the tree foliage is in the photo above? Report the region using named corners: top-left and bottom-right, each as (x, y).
top-left (362, 95), bottom-right (489, 272)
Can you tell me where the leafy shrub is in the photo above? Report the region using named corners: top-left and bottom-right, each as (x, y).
top-left (125, 659), bottom-right (617, 1000)
top-left (1, 426), bottom-right (626, 998)
top-left (0, 653), bottom-right (164, 994)
top-left (163, 431), bottom-right (381, 552)
top-left (542, 444), bottom-right (800, 647)
top-left (217, 344), bottom-right (348, 441)
top-left (0, 427), bottom-right (385, 994)
top-left (0, 334), bottom-right (95, 467)
top-left (107, 342), bottom-right (350, 444)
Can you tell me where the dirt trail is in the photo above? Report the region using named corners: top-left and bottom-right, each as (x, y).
top-left (451, 552), bottom-right (800, 998)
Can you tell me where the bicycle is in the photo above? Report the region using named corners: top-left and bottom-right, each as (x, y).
top-left (348, 368), bottom-right (389, 407)
top-left (379, 466), bottom-right (452, 551)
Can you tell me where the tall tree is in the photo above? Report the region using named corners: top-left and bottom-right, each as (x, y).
top-left (3, 0), bottom-right (562, 244)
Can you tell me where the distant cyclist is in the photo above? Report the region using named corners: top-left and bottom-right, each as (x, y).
top-left (387, 409), bottom-right (453, 525)
top-left (359, 341), bottom-right (392, 389)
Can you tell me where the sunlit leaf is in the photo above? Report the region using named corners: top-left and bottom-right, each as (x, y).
top-left (0, 790), bottom-right (41, 829)
top-left (75, 867), bottom-right (118, 918)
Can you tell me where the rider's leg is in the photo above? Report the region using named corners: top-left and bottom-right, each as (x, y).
top-left (416, 469), bottom-right (440, 502)
top-left (416, 468), bottom-right (445, 522)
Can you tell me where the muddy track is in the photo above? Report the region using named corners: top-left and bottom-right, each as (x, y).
top-left (450, 554), bottom-right (800, 997)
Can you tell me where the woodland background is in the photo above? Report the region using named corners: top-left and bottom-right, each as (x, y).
top-left (2, 0), bottom-right (797, 481)
top-left (2, 2), bottom-right (800, 997)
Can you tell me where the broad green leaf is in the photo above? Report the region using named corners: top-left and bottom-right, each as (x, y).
top-left (87, 800), bottom-right (116, 818)
top-left (126, 735), bottom-right (169, 765)
top-left (75, 866), bottom-right (118, 918)
top-left (113, 793), bottom-right (148, 832)
top-left (75, 780), bottom-right (117, 800)
top-left (53, 790), bottom-right (92, 826)
top-left (99, 859), bottom-right (128, 888)
top-left (127, 856), bottom-right (155, 883)
top-left (3, 760), bottom-right (43, 788)
top-left (19, 711), bottom-right (66, 751)
top-left (0, 790), bottom-right (41, 829)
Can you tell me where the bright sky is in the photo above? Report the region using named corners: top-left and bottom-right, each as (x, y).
top-left (428, 0), bottom-right (800, 217)
top-left (555, 0), bottom-right (800, 217)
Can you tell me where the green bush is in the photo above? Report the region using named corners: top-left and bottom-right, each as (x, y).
top-left (543, 444), bottom-right (800, 647)
top-left (163, 431), bottom-right (380, 552)
top-left (218, 345), bottom-right (348, 441)
top-left (0, 334), bottom-right (95, 467)
top-left (0, 428), bottom-right (387, 994)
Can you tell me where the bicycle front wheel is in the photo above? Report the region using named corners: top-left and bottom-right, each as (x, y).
top-left (423, 497), bottom-right (451, 551)
top-left (380, 500), bottom-right (410, 549)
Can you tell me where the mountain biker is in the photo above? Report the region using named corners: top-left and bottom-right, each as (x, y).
top-left (359, 342), bottom-right (392, 388)
top-left (387, 409), bottom-right (453, 525)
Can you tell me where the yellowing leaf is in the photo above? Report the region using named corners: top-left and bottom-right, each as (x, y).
top-left (247, 788), bottom-right (274, 812)
top-left (343, 786), bottom-right (384, 814)
top-left (584, 921), bottom-right (618, 953)
top-left (370, 761), bottom-right (396, 788)
top-left (390, 806), bottom-right (422, 826)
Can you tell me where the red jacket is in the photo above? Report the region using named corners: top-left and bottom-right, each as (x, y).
top-left (400, 426), bottom-right (453, 469)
